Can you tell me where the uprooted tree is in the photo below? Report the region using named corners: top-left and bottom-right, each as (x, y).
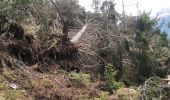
top-left (0, 0), bottom-right (170, 99)
top-left (0, 0), bottom-right (88, 73)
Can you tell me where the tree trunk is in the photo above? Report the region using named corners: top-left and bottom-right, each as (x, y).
top-left (70, 24), bottom-right (88, 43)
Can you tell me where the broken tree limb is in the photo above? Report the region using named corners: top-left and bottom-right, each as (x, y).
top-left (70, 24), bottom-right (88, 43)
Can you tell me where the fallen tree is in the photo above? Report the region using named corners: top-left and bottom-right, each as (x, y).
top-left (0, 16), bottom-right (88, 73)
top-left (70, 23), bottom-right (88, 43)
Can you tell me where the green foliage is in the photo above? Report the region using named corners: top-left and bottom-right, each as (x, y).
top-left (4, 88), bottom-right (21, 100)
top-left (159, 32), bottom-right (168, 47)
top-left (112, 40), bottom-right (128, 70)
top-left (57, 69), bottom-right (68, 74)
top-left (94, 92), bottom-right (109, 100)
top-left (56, 0), bottom-right (86, 25)
top-left (92, 0), bottom-right (101, 13)
top-left (136, 12), bottom-right (156, 32)
top-left (104, 64), bottom-right (124, 92)
top-left (100, 1), bottom-right (118, 22)
top-left (127, 12), bottom-right (169, 83)
top-left (0, 0), bottom-right (30, 21)
top-left (130, 49), bottom-right (157, 83)
top-left (14, 0), bottom-right (32, 5)
top-left (138, 77), bottom-right (167, 99)
top-left (69, 72), bottom-right (91, 87)
top-left (3, 68), bottom-right (17, 82)
top-left (0, 83), bottom-right (21, 100)
top-left (95, 0), bottom-right (119, 68)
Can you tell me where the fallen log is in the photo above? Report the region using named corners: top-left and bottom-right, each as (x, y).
top-left (70, 24), bottom-right (88, 43)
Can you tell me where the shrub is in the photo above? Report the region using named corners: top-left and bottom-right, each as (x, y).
top-left (138, 77), bottom-right (167, 99)
top-left (68, 72), bottom-right (91, 87)
top-left (104, 64), bottom-right (124, 92)
top-left (4, 88), bottom-right (21, 100)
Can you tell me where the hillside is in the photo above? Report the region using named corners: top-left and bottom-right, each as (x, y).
top-left (0, 0), bottom-right (170, 100)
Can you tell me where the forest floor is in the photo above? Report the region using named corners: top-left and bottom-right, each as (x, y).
top-left (0, 66), bottom-right (120, 100)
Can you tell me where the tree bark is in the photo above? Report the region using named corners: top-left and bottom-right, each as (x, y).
top-left (70, 24), bottom-right (88, 43)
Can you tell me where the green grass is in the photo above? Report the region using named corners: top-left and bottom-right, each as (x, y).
top-left (69, 72), bottom-right (91, 87)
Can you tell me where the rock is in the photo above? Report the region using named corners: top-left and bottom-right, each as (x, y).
top-left (9, 83), bottom-right (19, 89)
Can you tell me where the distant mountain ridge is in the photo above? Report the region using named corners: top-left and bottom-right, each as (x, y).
top-left (157, 12), bottom-right (170, 38)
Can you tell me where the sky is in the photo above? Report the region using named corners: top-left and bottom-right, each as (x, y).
top-left (79, 0), bottom-right (170, 17)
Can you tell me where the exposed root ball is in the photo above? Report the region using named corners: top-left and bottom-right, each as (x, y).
top-left (8, 22), bottom-right (24, 40)
top-left (7, 44), bottom-right (35, 66)
top-left (0, 19), bottom-right (81, 73)
top-left (25, 34), bottom-right (34, 44)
